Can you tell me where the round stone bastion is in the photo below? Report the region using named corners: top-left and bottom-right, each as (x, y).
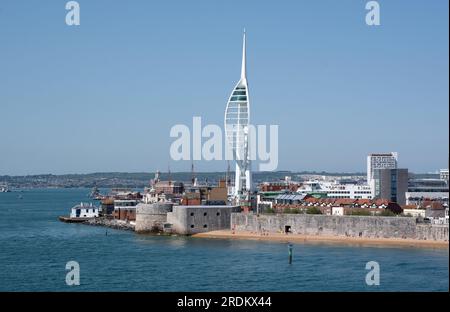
top-left (135, 202), bottom-right (174, 233)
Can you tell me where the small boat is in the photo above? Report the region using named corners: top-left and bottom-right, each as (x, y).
top-left (0, 183), bottom-right (11, 193)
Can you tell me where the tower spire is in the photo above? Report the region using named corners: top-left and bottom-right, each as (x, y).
top-left (241, 29), bottom-right (246, 79)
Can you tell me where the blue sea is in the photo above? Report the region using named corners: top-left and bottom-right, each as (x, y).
top-left (0, 188), bottom-right (448, 291)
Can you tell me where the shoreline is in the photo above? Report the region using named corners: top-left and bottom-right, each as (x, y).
top-left (67, 217), bottom-right (448, 249)
top-left (192, 230), bottom-right (450, 249)
top-left (82, 217), bottom-right (135, 231)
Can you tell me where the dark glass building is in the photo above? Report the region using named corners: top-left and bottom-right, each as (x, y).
top-left (373, 168), bottom-right (408, 205)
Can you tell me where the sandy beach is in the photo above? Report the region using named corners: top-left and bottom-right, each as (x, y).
top-left (192, 230), bottom-right (450, 249)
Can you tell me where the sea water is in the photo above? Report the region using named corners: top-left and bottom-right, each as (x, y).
top-left (0, 189), bottom-right (448, 291)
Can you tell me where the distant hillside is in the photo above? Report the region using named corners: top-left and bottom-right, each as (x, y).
top-left (0, 171), bottom-right (370, 188)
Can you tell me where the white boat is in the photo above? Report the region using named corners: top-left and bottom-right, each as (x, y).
top-left (0, 183), bottom-right (11, 193)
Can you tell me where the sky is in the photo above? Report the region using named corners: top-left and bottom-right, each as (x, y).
top-left (0, 0), bottom-right (448, 175)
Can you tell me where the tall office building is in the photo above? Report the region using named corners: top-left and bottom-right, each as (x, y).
top-left (372, 168), bottom-right (408, 205)
top-left (367, 152), bottom-right (398, 182)
top-left (224, 31), bottom-right (252, 200)
top-left (367, 152), bottom-right (398, 197)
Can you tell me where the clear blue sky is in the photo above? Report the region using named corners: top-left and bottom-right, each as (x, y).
top-left (0, 0), bottom-right (448, 175)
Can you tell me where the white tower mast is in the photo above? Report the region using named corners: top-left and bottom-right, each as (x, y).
top-left (225, 30), bottom-right (252, 201)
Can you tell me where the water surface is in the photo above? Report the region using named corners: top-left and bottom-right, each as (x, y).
top-left (0, 189), bottom-right (448, 291)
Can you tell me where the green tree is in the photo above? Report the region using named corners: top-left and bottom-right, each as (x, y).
top-left (306, 207), bottom-right (322, 215)
top-left (379, 209), bottom-right (396, 217)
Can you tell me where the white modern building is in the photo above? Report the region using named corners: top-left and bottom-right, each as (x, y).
top-left (70, 202), bottom-right (99, 218)
top-left (296, 180), bottom-right (373, 199)
top-left (326, 183), bottom-right (373, 199)
top-left (225, 31), bottom-right (252, 201)
top-left (367, 152), bottom-right (398, 182)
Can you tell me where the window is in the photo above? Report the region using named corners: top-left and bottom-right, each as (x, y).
top-left (203, 212), bottom-right (207, 216)
top-left (190, 212), bottom-right (194, 216)
top-left (190, 225), bottom-right (194, 228)
top-left (203, 224), bottom-right (208, 228)
top-left (216, 212), bottom-right (220, 216)
top-left (230, 96), bottom-right (247, 102)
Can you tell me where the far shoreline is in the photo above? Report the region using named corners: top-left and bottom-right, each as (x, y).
top-left (192, 230), bottom-right (450, 250)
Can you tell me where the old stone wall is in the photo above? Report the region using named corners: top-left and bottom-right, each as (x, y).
top-left (231, 213), bottom-right (449, 241)
top-left (167, 206), bottom-right (240, 235)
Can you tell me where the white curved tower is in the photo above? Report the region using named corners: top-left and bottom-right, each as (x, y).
top-left (225, 31), bottom-right (252, 200)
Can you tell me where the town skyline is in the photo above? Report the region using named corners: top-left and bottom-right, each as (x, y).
top-left (0, 0), bottom-right (448, 175)
top-left (0, 1), bottom-right (448, 295)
